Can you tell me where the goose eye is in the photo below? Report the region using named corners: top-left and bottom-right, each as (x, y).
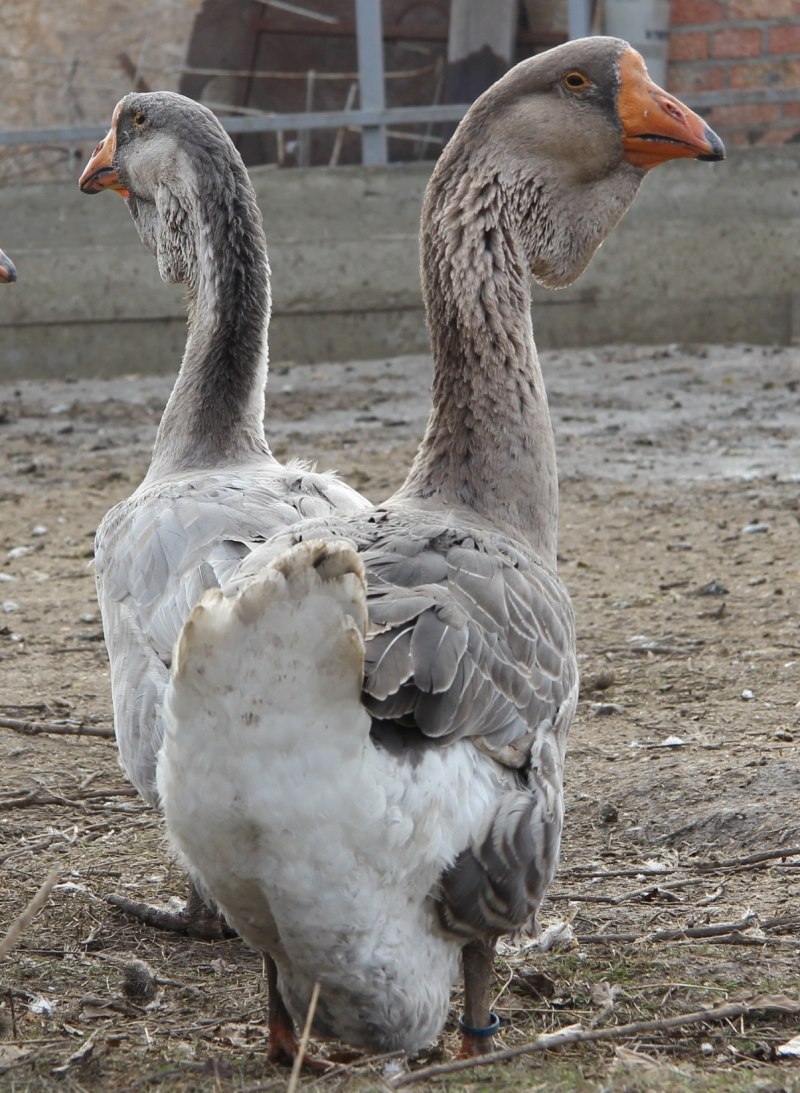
top-left (564, 71), bottom-right (589, 90)
top-left (133, 111), bottom-right (148, 126)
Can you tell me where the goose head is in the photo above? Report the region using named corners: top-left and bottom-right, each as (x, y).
top-left (0, 247), bottom-right (16, 283)
top-left (79, 92), bottom-right (266, 291)
top-left (431, 36), bottom-right (724, 289)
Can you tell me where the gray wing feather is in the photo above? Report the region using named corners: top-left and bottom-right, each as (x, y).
top-left (364, 625), bottom-right (415, 700)
top-left (446, 547), bottom-right (510, 631)
top-left (369, 591), bottom-right (437, 630)
top-left (363, 530), bottom-right (576, 757)
top-left (438, 764), bottom-right (566, 938)
top-left (410, 608), bottom-right (469, 694)
top-left (349, 513), bottom-right (577, 940)
top-left (98, 592), bottom-right (169, 806)
top-left (367, 550), bottom-right (449, 588)
top-left (98, 465), bottom-right (368, 803)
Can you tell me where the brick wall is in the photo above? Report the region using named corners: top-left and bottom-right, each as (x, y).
top-left (668, 0), bottom-right (800, 147)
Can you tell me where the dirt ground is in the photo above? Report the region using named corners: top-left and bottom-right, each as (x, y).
top-left (0, 342), bottom-right (798, 1092)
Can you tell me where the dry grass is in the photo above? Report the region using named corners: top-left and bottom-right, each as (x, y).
top-left (1, 346), bottom-right (799, 1090)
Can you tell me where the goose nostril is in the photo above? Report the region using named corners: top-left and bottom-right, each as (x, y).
top-left (661, 100), bottom-right (684, 122)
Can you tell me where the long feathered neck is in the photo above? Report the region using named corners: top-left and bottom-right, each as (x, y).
top-left (397, 148), bottom-right (559, 565)
top-left (145, 158), bottom-right (274, 482)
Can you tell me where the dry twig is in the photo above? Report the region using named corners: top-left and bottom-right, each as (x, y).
top-left (0, 866), bottom-right (60, 960)
top-left (563, 845), bottom-right (800, 880)
top-left (575, 913), bottom-right (798, 945)
top-left (288, 981), bottom-right (321, 1093)
top-left (0, 715), bottom-right (113, 739)
top-left (0, 830), bottom-right (74, 866)
top-left (694, 846), bottom-right (800, 871)
top-left (550, 875), bottom-right (711, 904)
top-left (577, 913), bottom-right (756, 948)
top-left (0, 786), bottom-right (138, 812)
top-left (389, 995), bottom-right (800, 1087)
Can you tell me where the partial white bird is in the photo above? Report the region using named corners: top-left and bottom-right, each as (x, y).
top-left (0, 246), bottom-right (16, 283)
top-left (158, 38), bottom-right (724, 1060)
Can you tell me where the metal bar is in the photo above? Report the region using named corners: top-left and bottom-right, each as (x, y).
top-left (0, 124), bottom-right (110, 145)
top-left (0, 104), bottom-right (472, 147)
top-left (567, 0), bottom-right (592, 39)
top-left (253, 16), bottom-right (565, 46)
top-left (223, 103), bottom-right (468, 132)
top-left (258, 0), bottom-right (341, 23)
top-left (10, 87), bottom-right (797, 150)
top-left (166, 61), bottom-right (439, 80)
top-left (355, 0), bottom-right (387, 165)
top-left (298, 68), bottom-right (315, 166)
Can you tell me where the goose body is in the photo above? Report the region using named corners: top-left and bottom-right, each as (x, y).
top-left (157, 39), bottom-right (724, 1054)
top-left (79, 93), bottom-right (369, 808)
top-left (164, 524), bottom-right (571, 1050)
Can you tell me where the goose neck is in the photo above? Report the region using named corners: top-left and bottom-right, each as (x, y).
top-left (399, 166), bottom-right (559, 564)
top-left (145, 179), bottom-right (273, 481)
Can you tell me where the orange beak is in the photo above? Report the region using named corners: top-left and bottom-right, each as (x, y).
top-left (618, 48), bottom-right (725, 170)
top-left (0, 247), bottom-right (16, 283)
top-left (79, 102), bottom-right (130, 197)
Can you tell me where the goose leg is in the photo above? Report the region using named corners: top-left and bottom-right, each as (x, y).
top-left (458, 938), bottom-right (500, 1057)
top-left (107, 876), bottom-right (236, 941)
top-left (266, 959), bottom-right (332, 1071)
top-left (266, 955), bottom-right (300, 1065)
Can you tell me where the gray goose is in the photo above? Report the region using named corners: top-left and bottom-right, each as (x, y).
top-left (78, 93), bottom-right (370, 940)
top-left (0, 247), bottom-right (16, 282)
top-left (158, 39), bottom-right (724, 1060)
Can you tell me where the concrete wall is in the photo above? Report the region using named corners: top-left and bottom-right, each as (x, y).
top-left (0, 145), bottom-right (797, 380)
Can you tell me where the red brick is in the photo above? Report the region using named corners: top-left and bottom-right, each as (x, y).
top-left (768, 23), bottom-right (800, 55)
top-left (721, 123), bottom-right (798, 146)
top-left (729, 0), bottom-right (799, 17)
top-left (670, 0), bottom-right (725, 25)
top-left (756, 125), bottom-right (800, 145)
top-left (783, 102), bottom-right (800, 118)
top-left (669, 29), bottom-right (710, 61)
top-left (712, 27), bottom-right (763, 58)
top-left (730, 58), bottom-right (800, 87)
top-left (710, 103), bottom-right (780, 126)
top-left (667, 63), bottom-right (727, 93)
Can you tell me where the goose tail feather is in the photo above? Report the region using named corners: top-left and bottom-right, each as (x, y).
top-left (157, 539), bottom-right (370, 843)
